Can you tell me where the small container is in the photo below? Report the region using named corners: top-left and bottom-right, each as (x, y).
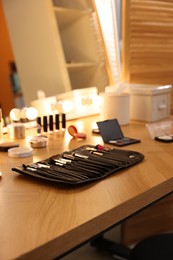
top-left (68, 125), bottom-right (86, 139)
top-left (100, 92), bottom-right (130, 125)
top-left (30, 136), bottom-right (48, 148)
top-left (8, 123), bottom-right (26, 139)
top-left (0, 142), bottom-right (19, 152)
top-left (8, 147), bottom-right (33, 158)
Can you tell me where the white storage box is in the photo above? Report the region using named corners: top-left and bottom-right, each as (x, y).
top-left (129, 84), bottom-right (172, 122)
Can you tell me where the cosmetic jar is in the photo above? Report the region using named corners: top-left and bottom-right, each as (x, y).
top-left (8, 123), bottom-right (26, 139)
top-left (30, 136), bottom-right (48, 148)
top-left (8, 147), bottom-right (33, 158)
top-left (68, 125), bottom-right (86, 139)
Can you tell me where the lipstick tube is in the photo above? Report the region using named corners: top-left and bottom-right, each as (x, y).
top-left (43, 116), bottom-right (48, 133)
top-left (55, 114), bottom-right (60, 131)
top-left (61, 113), bottom-right (66, 129)
top-left (49, 115), bottom-right (53, 132)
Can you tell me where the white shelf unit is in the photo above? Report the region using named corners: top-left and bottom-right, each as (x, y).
top-left (94, 0), bottom-right (121, 83)
top-left (53, 0), bottom-right (110, 90)
top-left (2, 0), bottom-right (111, 106)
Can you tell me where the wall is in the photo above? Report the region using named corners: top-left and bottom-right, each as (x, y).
top-left (0, 0), bottom-right (15, 117)
top-left (2, 0), bottom-right (71, 107)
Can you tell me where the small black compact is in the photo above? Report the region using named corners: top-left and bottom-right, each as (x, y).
top-left (97, 119), bottom-right (141, 147)
top-left (155, 135), bottom-right (173, 143)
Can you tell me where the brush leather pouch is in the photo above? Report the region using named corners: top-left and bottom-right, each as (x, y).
top-left (12, 144), bottom-right (144, 185)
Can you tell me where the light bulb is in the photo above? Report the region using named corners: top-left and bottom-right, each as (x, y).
top-left (10, 108), bottom-right (21, 121)
top-left (62, 100), bottom-right (74, 113)
top-left (26, 107), bottom-right (38, 120)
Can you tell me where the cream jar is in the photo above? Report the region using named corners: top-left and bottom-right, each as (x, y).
top-left (8, 123), bottom-right (26, 139)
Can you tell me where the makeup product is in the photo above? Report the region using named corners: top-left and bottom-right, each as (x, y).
top-left (62, 152), bottom-right (115, 169)
top-left (0, 142), bottom-right (19, 152)
top-left (50, 157), bottom-right (109, 173)
top-left (0, 171), bottom-right (2, 177)
top-left (97, 119), bottom-right (140, 147)
top-left (37, 117), bottom-right (41, 126)
top-left (68, 125), bottom-right (86, 139)
top-left (49, 115), bottom-right (53, 132)
top-left (95, 144), bottom-right (112, 151)
top-left (92, 128), bottom-right (100, 134)
top-left (61, 113), bottom-right (66, 129)
top-left (30, 136), bottom-right (48, 148)
top-left (8, 147), bottom-right (33, 158)
top-left (55, 114), bottom-right (60, 131)
top-left (43, 116), bottom-right (48, 133)
top-left (36, 117), bottom-right (42, 134)
top-left (155, 135), bottom-right (173, 143)
top-left (7, 123), bottom-right (26, 139)
top-left (95, 144), bottom-right (105, 151)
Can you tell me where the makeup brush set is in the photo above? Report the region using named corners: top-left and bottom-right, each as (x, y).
top-left (12, 144), bottom-right (144, 185)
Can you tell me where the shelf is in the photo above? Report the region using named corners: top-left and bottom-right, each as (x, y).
top-left (68, 64), bottom-right (108, 90)
top-left (54, 7), bottom-right (84, 27)
top-left (66, 62), bottom-right (97, 69)
top-left (53, 0), bottom-right (110, 92)
top-left (57, 15), bottom-right (105, 64)
top-left (52, 0), bottom-right (91, 10)
top-left (54, 7), bottom-right (92, 28)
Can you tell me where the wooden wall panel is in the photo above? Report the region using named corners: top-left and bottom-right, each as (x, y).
top-left (122, 0), bottom-right (173, 113)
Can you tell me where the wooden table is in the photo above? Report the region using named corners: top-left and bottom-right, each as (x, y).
top-left (1, 116), bottom-right (173, 259)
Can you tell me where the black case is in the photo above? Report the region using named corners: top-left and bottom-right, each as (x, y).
top-left (12, 145), bottom-right (144, 186)
top-left (97, 119), bottom-right (141, 146)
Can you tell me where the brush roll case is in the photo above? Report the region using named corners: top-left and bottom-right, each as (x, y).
top-left (12, 145), bottom-right (144, 185)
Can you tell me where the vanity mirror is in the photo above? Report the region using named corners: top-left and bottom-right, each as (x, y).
top-left (2, 0), bottom-right (121, 107)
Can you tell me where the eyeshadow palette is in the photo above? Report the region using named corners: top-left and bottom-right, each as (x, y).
top-left (97, 119), bottom-right (141, 147)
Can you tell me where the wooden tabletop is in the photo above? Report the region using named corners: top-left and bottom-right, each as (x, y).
top-left (1, 116), bottom-right (173, 260)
